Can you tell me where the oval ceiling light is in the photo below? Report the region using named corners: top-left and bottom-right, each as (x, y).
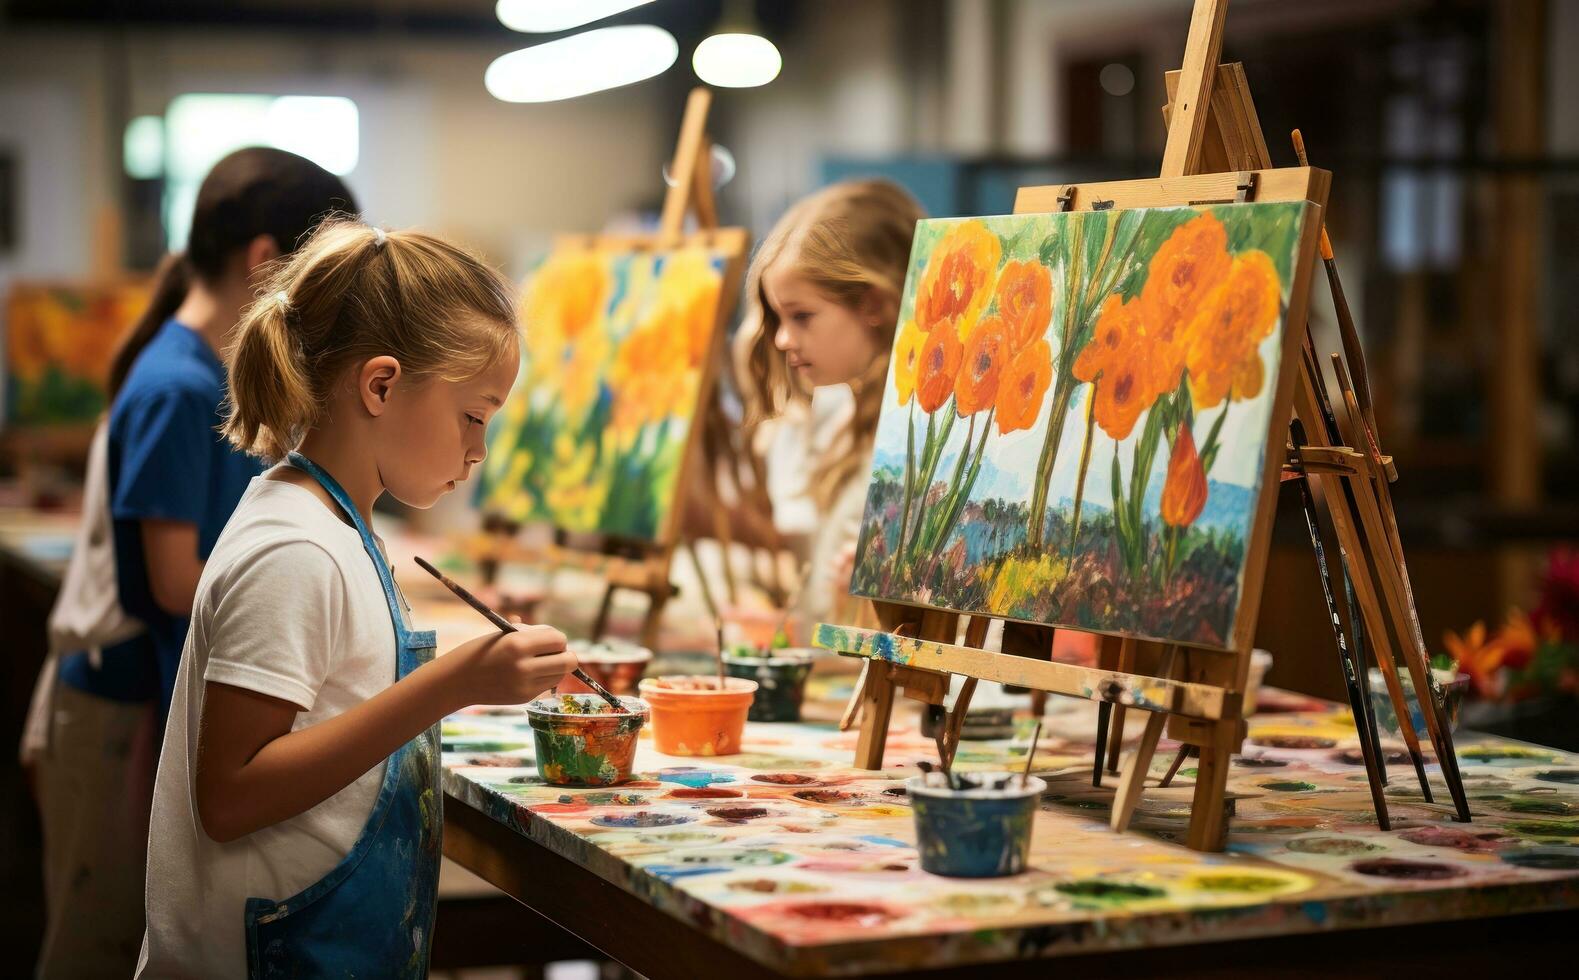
top-left (495, 0), bottom-right (656, 34)
top-left (485, 25), bottom-right (678, 103)
top-left (692, 32), bottom-right (781, 88)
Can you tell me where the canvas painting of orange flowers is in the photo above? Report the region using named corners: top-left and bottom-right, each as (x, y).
top-left (4, 282), bottom-right (149, 427)
top-left (850, 202), bottom-right (1316, 649)
top-left (475, 244), bottom-right (730, 541)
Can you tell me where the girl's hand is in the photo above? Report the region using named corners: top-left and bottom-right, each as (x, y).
top-left (440, 625), bottom-right (576, 708)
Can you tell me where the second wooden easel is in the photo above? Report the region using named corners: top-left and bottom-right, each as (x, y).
top-left (818, 0), bottom-right (1469, 852)
top-left (481, 87), bottom-right (750, 651)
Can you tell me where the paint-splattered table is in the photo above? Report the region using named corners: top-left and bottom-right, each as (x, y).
top-left (441, 679), bottom-right (1579, 978)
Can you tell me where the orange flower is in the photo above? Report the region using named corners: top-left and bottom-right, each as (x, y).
top-left (993, 260), bottom-right (1052, 352)
top-left (892, 318), bottom-right (924, 406)
top-left (1073, 294), bottom-right (1133, 385)
top-left (914, 221), bottom-right (1001, 338)
top-left (915, 316), bottom-right (963, 413)
top-left (1443, 621), bottom-right (1505, 698)
top-left (1089, 351), bottom-right (1150, 442)
top-left (954, 315), bottom-right (1008, 416)
top-left (1142, 213), bottom-right (1232, 330)
top-left (996, 339), bottom-right (1052, 434)
top-left (1074, 295), bottom-right (1152, 441)
top-left (1160, 424), bottom-right (1208, 528)
top-left (1185, 250), bottom-right (1282, 410)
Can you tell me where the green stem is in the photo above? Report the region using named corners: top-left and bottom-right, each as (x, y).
top-left (915, 408), bottom-right (974, 559)
top-left (925, 408), bottom-right (996, 579)
top-left (897, 400), bottom-right (917, 560)
top-left (1066, 378), bottom-right (1098, 556)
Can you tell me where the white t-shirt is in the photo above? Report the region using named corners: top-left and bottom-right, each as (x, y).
top-left (137, 476), bottom-right (403, 979)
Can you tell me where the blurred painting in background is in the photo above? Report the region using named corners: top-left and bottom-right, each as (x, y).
top-left (4, 282), bottom-right (147, 428)
top-left (476, 244), bottom-right (729, 542)
top-left (851, 202), bottom-right (1317, 650)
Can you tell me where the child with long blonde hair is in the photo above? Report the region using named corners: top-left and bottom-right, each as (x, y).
top-left (741, 179), bottom-right (925, 621)
top-left (137, 221), bottom-right (576, 978)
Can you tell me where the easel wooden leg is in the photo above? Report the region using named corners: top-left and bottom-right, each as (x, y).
top-left (1110, 710), bottom-right (1167, 833)
top-left (854, 665), bottom-right (897, 770)
top-left (639, 589), bottom-right (668, 652)
top-left (1186, 722), bottom-right (1236, 851)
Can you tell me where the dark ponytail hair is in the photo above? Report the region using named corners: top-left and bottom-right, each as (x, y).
top-left (107, 146), bottom-right (356, 400)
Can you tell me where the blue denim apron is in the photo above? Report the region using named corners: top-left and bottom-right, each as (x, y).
top-left (243, 452), bottom-right (441, 979)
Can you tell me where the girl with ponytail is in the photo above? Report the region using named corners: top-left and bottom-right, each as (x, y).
top-left (138, 220), bottom-right (577, 978)
top-left (32, 147), bottom-right (354, 979)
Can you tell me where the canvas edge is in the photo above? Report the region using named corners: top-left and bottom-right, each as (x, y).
top-left (1226, 179), bottom-right (1331, 657)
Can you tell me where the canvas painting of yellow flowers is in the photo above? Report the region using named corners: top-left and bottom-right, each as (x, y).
top-left (475, 244), bottom-right (730, 541)
top-left (850, 202), bottom-right (1316, 650)
top-left (5, 282), bottom-right (150, 427)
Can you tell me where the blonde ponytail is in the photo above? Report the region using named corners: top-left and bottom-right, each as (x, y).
top-left (223, 220), bottom-right (518, 461)
top-left (225, 291), bottom-right (316, 460)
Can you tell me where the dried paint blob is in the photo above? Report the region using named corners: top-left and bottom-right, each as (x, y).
top-left (1350, 858), bottom-right (1466, 880)
top-left (793, 789), bottom-right (861, 805)
top-left (1183, 872), bottom-right (1310, 895)
top-left (590, 811), bottom-right (693, 828)
top-left (1249, 735), bottom-right (1337, 750)
top-left (706, 806), bottom-right (771, 821)
top-left (1460, 745), bottom-right (1559, 764)
top-left (1533, 770), bottom-right (1579, 785)
top-left (1053, 880), bottom-right (1165, 902)
top-left (1499, 847), bottom-right (1579, 871)
top-left (1332, 748), bottom-right (1410, 766)
top-left (1399, 826), bottom-right (1506, 852)
top-left (680, 848), bottom-right (792, 867)
top-left (666, 787), bottom-right (743, 799)
top-left (780, 902), bottom-right (900, 927)
top-left (1233, 757), bottom-right (1289, 768)
top-left (1508, 820), bottom-right (1579, 838)
top-left (1504, 798), bottom-right (1575, 816)
top-left (1259, 781), bottom-right (1319, 792)
top-left (1286, 837), bottom-right (1384, 856)
top-left (934, 893), bottom-right (1018, 915)
top-left (752, 772), bottom-right (821, 785)
top-left (726, 879), bottom-right (826, 894)
top-left (637, 830), bottom-right (719, 845)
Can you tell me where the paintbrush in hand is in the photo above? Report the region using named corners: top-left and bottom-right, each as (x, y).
top-left (414, 556), bottom-right (626, 713)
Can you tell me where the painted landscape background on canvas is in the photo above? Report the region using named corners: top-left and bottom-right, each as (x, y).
top-left (849, 202), bottom-right (1314, 649)
top-left (476, 245), bottom-right (727, 541)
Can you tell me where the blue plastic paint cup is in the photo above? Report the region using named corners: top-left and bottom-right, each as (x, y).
top-left (908, 772), bottom-right (1044, 878)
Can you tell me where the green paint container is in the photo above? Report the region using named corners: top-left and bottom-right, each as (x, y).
top-left (526, 695), bottom-right (649, 787)
top-left (909, 772), bottom-right (1045, 878)
top-left (723, 648), bottom-right (814, 722)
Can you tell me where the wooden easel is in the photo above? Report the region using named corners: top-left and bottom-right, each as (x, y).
top-left (817, 0), bottom-right (1468, 852)
top-left (485, 87), bottom-right (749, 651)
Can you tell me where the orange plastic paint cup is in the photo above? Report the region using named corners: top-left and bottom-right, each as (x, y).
top-left (638, 676), bottom-right (759, 757)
